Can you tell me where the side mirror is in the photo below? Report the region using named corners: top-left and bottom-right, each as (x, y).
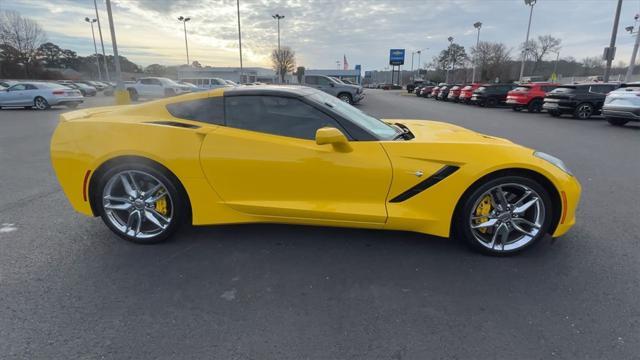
top-left (329, 83), bottom-right (335, 87)
top-left (315, 127), bottom-right (351, 152)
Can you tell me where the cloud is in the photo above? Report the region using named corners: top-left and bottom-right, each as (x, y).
top-left (2, 0), bottom-right (640, 71)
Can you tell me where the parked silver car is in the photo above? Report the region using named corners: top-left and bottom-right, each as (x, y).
top-left (302, 75), bottom-right (364, 104)
top-left (602, 82), bottom-right (640, 126)
top-left (0, 82), bottom-right (83, 110)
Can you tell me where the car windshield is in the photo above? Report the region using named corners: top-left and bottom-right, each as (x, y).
top-left (513, 86), bottom-right (531, 92)
top-left (308, 91), bottom-right (398, 140)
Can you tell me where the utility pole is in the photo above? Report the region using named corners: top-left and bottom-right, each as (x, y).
top-left (85, 17), bottom-right (102, 80)
top-left (519, 0), bottom-right (537, 81)
top-left (472, 21), bottom-right (482, 83)
top-left (445, 37), bottom-right (453, 83)
top-left (237, 0), bottom-right (243, 84)
top-left (604, 0), bottom-right (623, 82)
top-left (105, 0), bottom-right (128, 104)
top-left (177, 16), bottom-right (191, 65)
top-left (272, 14), bottom-right (284, 82)
top-left (93, 0), bottom-right (110, 81)
top-left (625, 25), bottom-right (640, 82)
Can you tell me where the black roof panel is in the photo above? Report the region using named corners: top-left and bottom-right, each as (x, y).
top-left (223, 85), bottom-right (319, 97)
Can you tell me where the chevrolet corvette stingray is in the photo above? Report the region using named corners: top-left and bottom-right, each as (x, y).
top-left (50, 86), bottom-right (580, 255)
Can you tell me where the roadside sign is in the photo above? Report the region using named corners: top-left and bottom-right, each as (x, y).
top-left (603, 46), bottom-right (616, 61)
top-left (550, 72), bottom-right (558, 82)
top-left (389, 49), bottom-right (405, 65)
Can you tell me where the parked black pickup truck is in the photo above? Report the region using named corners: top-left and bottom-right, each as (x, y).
top-left (542, 83), bottom-right (620, 119)
top-left (470, 84), bottom-right (517, 107)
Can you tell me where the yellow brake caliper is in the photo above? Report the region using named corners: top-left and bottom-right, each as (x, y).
top-left (155, 195), bottom-right (168, 216)
top-left (474, 195), bottom-right (492, 233)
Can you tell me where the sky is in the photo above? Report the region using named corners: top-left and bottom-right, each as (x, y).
top-left (1, 0), bottom-right (640, 71)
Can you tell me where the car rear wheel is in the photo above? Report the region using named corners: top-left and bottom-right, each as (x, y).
top-left (527, 98), bottom-right (543, 113)
top-left (456, 176), bottom-right (553, 255)
top-left (549, 110), bottom-right (561, 117)
top-left (607, 118), bottom-right (630, 126)
top-left (512, 106), bottom-right (522, 112)
top-left (573, 103), bottom-right (594, 119)
top-left (33, 96), bottom-right (49, 110)
top-left (338, 93), bottom-right (353, 104)
top-left (485, 98), bottom-right (498, 107)
top-left (96, 163), bottom-right (187, 244)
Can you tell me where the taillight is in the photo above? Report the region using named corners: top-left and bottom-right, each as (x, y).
top-left (52, 90), bottom-right (65, 95)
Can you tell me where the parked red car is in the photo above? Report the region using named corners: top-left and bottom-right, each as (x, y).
top-left (458, 83), bottom-right (483, 104)
top-left (419, 85), bottom-right (435, 97)
top-left (430, 85), bottom-right (442, 98)
top-left (447, 85), bottom-right (464, 102)
top-left (506, 82), bottom-right (559, 112)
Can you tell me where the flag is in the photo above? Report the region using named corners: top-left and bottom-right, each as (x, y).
top-left (343, 54), bottom-right (349, 70)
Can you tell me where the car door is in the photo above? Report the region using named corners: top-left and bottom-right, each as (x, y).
top-left (2, 84), bottom-right (28, 106)
top-left (316, 76), bottom-right (338, 95)
top-left (199, 95), bottom-right (392, 223)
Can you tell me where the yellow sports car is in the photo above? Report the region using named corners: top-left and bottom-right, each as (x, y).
top-left (50, 86), bottom-right (580, 255)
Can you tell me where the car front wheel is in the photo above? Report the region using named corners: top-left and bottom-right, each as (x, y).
top-left (338, 93), bottom-right (353, 104)
top-left (96, 163), bottom-right (187, 244)
top-left (574, 103), bottom-right (594, 119)
top-left (33, 96), bottom-right (49, 110)
top-left (456, 175), bottom-right (553, 255)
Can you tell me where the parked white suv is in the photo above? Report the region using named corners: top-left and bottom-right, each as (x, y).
top-left (602, 82), bottom-right (640, 126)
top-left (126, 77), bottom-right (188, 100)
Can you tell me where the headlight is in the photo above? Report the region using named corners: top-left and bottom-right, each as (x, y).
top-left (534, 151), bottom-right (573, 176)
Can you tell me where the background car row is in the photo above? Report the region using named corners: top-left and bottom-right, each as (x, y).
top-left (409, 81), bottom-right (637, 126)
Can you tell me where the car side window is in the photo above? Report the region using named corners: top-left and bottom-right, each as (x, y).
top-left (317, 77), bottom-right (331, 86)
top-left (224, 95), bottom-right (346, 140)
top-left (9, 84), bottom-right (26, 91)
top-left (140, 79), bottom-right (151, 85)
top-left (589, 85), bottom-right (607, 94)
top-left (26, 84), bottom-right (38, 90)
top-left (305, 76), bottom-right (317, 85)
top-left (166, 97), bottom-right (224, 125)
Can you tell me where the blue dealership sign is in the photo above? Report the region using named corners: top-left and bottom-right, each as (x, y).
top-left (389, 49), bottom-right (405, 65)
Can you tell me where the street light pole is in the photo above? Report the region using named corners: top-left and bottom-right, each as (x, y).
top-left (604, 0), bottom-right (623, 82)
top-left (177, 16), bottom-right (191, 65)
top-left (445, 36), bottom-right (453, 83)
top-left (625, 25), bottom-right (640, 82)
top-left (93, 0), bottom-right (110, 81)
top-left (85, 17), bottom-right (102, 80)
top-left (236, 0), bottom-right (243, 84)
top-left (472, 21), bottom-right (482, 83)
top-left (105, 0), bottom-right (128, 104)
top-left (519, 0), bottom-right (537, 81)
top-left (272, 14), bottom-right (284, 52)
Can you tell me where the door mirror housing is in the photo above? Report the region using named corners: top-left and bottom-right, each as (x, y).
top-left (315, 127), bottom-right (351, 152)
top-left (329, 82), bottom-right (335, 87)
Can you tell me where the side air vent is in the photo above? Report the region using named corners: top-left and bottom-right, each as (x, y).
top-left (389, 165), bottom-right (460, 203)
top-left (146, 121), bottom-right (200, 129)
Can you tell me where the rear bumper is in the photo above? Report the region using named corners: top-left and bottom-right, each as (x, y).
top-left (542, 101), bottom-right (576, 113)
top-left (506, 97), bottom-right (528, 105)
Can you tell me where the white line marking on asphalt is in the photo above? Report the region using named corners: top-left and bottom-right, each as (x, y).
top-left (0, 223), bottom-right (17, 233)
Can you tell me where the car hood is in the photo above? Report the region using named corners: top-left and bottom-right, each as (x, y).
top-left (383, 119), bottom-right (517, 146)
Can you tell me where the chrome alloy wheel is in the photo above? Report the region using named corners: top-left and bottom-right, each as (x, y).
top-left (102, 170), bottom-right (173, 239)
top-left (469, 183), bottom-right (545, 252)
top-left (34, 97), bottom-right (48, 110)
top-left (576, 104), bottom-right (593, 119)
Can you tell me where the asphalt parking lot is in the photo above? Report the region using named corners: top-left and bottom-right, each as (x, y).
top-left (1, 90), bottom-right (639, 359)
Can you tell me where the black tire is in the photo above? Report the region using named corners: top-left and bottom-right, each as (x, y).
top-left (549, 110), bottom-right (561, 117)
top-left (94, 161), bottom-right (188, 244)
top-left (512, 106), bottom-right (522, 112)
top-left (337, 93), bottom-right (353, 104)
top-left (485, 98), bottom-right (498, 108)
top-left (527, 98), bottom-right (543, 113)
top-left (127, 88), bottom-right (139, 101)
top-left (33, 96), bottom-right (50, 110)
top-left (573, 102), bottom-right (594, 119)
top-left (454, 175), bottom-right (553, 256)
top-left (607, 118), bottom-right (629, 126)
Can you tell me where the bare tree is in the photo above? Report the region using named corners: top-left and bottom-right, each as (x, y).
top-left (471, 41), bottom-right (512, 82)
top-left (0, 10), bottom-right (46, 76)
top-left (581, 56), bottom-right (604, 76)
top-left (271, 47), bottom-right (295, 83)
top-left (521, 35), bottom-right (561, 75)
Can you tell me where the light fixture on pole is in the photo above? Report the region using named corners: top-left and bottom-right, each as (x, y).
top-left (519, 0), bottom-right (537, 81)
top-left (177, 16), bottom-right (191, 65)
top-left (445, 36), bottom-right (454, 83)
top-left (84, 17), bottom-right (102, 80)
top-left (472, 21), bottom-right (482, 83)
top-left (93, 0), bottom-right (110, 81)
top-left (105, 0), bottom-right (128, 104)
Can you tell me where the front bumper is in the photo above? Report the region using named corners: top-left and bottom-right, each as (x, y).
top-left (354, 93), bottom-right (365, 103)
top-left (602, 105), bottom-right (640, 120)
top-left (552, 173), bottom-right (582, 237)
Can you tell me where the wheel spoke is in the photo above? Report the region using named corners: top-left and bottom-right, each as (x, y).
top-left (511, 221), bottom-right (536, 237)
top-left (143, 183), bottom-right (162, 200)
top-left (494, 187), bottom-right (509, 209)
top-left (134, 211), bottom-right (142, 236)
top-left (104, 202), bottom-right (132, 211)
top-left (120, 174), bottom-right (137, 197)
top-left (511, 217), bottom-right (540, 229)
top-left (471, 218), bottom-right (498, 229)
top-left (144, 209), bottom-right (168, 229)
top-left (513, 197), bottom-right (539, 214)
top-left (499, 223), bottom-right (510, 250)
top-left (125, 210), bottom-right (137, 234)
top-left (514, 190), bottom-right (532, 207)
